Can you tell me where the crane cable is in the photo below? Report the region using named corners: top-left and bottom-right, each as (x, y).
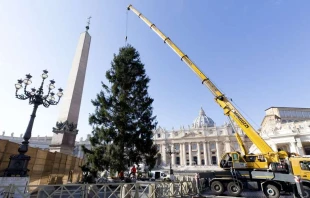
top-left (231, 99), bottom-right (260, 130)
top-left (125, 9), bottom-right (129, 45)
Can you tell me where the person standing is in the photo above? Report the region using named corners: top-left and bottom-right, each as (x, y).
top-left (118, 170), bottom-right (124, 180)
top-left (131, 165), bottom-right (137, 179)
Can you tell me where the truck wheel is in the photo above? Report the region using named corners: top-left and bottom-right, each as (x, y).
top-left (227, 181), bottom-right (242, 197)
top-left (263, 184), bottom-right (280, 198)
top-left (211, 181), bottom-right (224, 195)
top-left (303, 185), bottom-right (310, 198)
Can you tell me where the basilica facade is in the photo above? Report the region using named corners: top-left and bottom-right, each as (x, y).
top-left (2, 106), bottom-right (310, 170)
top-left (153, 108), bottom-right (252, 169)
top-left (249, 107), bottom-right (310, 155)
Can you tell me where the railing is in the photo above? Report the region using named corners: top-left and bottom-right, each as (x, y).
top-left (174, 174), bottom-right (208, 193)
top-left (0, 181), bottom-right (198, 198)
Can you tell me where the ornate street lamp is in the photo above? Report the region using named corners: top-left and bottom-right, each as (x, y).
top-left (4, 70), bottom-right (63, 177)
top-left (166, 144), bottom-right (177, 175)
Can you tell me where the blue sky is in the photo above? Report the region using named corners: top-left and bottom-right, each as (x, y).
top-left (0, 0), bottom-right (309, 140)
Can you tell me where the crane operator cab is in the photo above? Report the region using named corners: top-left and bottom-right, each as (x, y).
top-left (220, 151), bottom-right (290, 171)
top-left (220, 152), bottom-right (247, 169)
top-left (290, 158), bottom-right (310, 180)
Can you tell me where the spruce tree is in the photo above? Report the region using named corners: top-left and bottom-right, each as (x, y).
top-left (82, 45), bottom-right (158, 176)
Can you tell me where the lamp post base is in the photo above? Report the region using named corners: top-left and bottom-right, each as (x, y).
top-left (4, 154), bottom-right (30, 177)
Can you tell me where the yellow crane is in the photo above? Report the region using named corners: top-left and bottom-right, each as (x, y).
top-left (127, 5), bottom-right (310, 197)
top-left (127, 4), bottom-right (288, 170)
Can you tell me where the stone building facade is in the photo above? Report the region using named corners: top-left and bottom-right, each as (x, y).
top-left (3, 106), bottom-right (310, 169)
top-left (0, 107), bottom-right (251, 170)
top-left (249, 107), bottom-right (310, 155)
top-left (73, 135), bottom-right (92, 158)
top-left (153, 108), bottom-right (251, 169)
top-left (0, 131), bottom-right (90, 159)
top-left (0, 132), bottom-right (52, 150)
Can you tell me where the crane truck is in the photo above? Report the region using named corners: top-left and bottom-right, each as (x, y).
top-left (127, 4), bottom-right (310, 198)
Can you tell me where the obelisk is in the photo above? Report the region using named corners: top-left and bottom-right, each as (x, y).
top-left (49, 19), bottom-right (92, 155)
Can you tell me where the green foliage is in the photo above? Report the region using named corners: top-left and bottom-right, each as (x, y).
top-left (80, 161), bottom-right (97, 183)
top-left (82, 45), bottom-right (158, 175)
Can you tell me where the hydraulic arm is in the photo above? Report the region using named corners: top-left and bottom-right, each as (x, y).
top-left (127, 5), bottom-right (283, 163)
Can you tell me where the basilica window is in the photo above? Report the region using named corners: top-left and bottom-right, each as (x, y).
top-left (304, 147), bottom-right (310, 155)
top-left (210, 143), bottom-right (216, 150)
top-left (175, 144), bottom-right (180, 151)
top-left (157, 134), bottom-right (161, 138)
top-left (302, 111), bottom-right (310, 118)
top-left (191, 143), bottom-right (197, 150)
top-left (211, 156), bottom-right (217, 165)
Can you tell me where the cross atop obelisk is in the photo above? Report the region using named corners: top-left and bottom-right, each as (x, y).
top-left (86, 16), bottom-right (91, 32)
top-left (49, 21), bottom-right (92, 155)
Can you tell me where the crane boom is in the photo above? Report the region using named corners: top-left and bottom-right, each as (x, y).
top-left (127, 5), bottom-right (276, 159)
top-left (235, 132), bottom-right (248, 155)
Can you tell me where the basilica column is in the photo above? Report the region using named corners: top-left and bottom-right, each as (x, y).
top-left (197, 142), bottom-right (201, 165)
top-left (179, 143), bottom-right (183, 165)
top-left (203, 142), bottom-right (207, 165)
top-left (290, 141), bottom-right (297, 153)
top-left (171, 144), bottom-right (176, 165)
top-left (216, 141), bottom-right (220, 165)
top-left (162, 144), bottom-right (167, 166)
top-left (225, 140), bottom-right (231, 152)
top-left (180, 143), bottom-right (184, 165)
top-left (207, 141), bottom-right (211, 165)
top-left (296, 138), bottom-right (305, 155)
top-left (188, 143), bottom-right (192, 166)
top-left (183, 143), bottom-right (187, 165)
top-left (271, 144), bottom-right (277, 152)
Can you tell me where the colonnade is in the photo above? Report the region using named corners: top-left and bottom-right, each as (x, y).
top-left (159, 141), bottom-right (228, 166)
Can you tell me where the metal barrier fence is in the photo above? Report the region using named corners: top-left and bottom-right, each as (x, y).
top-left (0, 181), bottom-right (198, 198)
top-left (174, 174), bottom-right (208, 193)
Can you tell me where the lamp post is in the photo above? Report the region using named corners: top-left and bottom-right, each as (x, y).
top-left (4, 70), bottom-right (63, 177)
top-left (166, 144), bottom-right (177, 175)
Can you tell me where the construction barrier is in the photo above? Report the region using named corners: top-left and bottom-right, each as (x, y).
top-left (0, 139), bottom-right (85, 185)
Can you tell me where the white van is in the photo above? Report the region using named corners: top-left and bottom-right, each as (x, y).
top-left (149, 171), bottom-right (167, 180)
